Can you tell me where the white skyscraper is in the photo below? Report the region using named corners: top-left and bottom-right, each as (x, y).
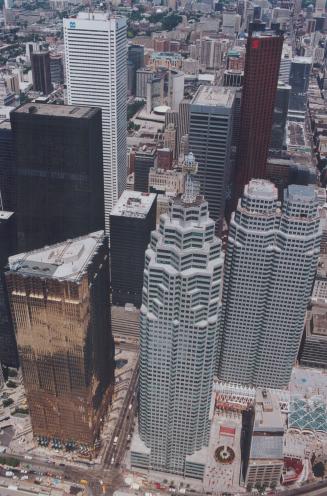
top-left (64, 13), bottom-right (127, 233)
top-left (131, 154), bottom-right (224, 478)
top-left (218, 180), bottom-right (321, 389)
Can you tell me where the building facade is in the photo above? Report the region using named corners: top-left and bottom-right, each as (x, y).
top-left (218, 180), bottom-right (321, 388)
top-left (64, 13), bottom-right (127, 233)
top-left (5, 231), bottom-right (114, 448)
top-left (270, 81), bottom-right (291, 150)
top-left (11, 103), bottom-right (104, 253)
top-left (110, 191), bottom-right (156, 308)
top-left (189, 86), bottom-right (235, 233)
top-left (31, 51), bottom-right (52, 95)
top-left (235, 32), bottom-right (283, 203)
top-left (0, 211), bottom-right (18, 368)
top-left (132, 156), bottom-right (224, 477)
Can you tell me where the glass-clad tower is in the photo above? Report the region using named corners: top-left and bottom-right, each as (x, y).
top-left (218, 180), bottom-right (321, 388)
top-left (134, 154), bottom-right (224, 478)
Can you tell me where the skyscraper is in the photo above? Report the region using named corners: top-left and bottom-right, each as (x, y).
top-left (270, 81), bottom-right (291, 150)
top-left (11, 103), bottom-right (104, 252)
top-left (134, 147), bottom-right (157, 193)
top-left (189, 86), bottom-right (235, 233)
top-left (235, 32), bottom-right (283, 202)
top-left (5, 231), bottom-right (114, 447)
top-left (128, 44), bottom-right (144, 95)
top-left (131, 154), bottom-right (224, 477)
top-left (64, 13), bottom-right (127, 233)
top-left (0, 211), bottom-right (18, 368)
top-left (0, 118), bottom-right (15, 212)
top-left (30, 51), bottom-right (52, 95)
top-left (288, 56), bottom-right (312, 113)
top-left (218, 180), bottom-right (321, 388)
top-left (110, 191), bottom-right (156, 308)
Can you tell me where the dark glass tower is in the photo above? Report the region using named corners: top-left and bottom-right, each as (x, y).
top-left (11, 103), bottom-right (104, 253)
top-left (0, 211), bottom-right (18, 368)
top-left (0, 119), bottom-right (15, 212)
top-left (31, 51), bottom-right (52, 95)
top-left (235, 32), bottom-right (283, 202)
top-left (110, 191), bottom-right (156, 308)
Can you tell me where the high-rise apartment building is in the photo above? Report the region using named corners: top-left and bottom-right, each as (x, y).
top-left (235, 32), bottom-right (283, 202)
top-left (189, 86), bottom-right (235, 233)
top-left (0, 211), bottom-right (18, 368)
top-left (31, 51), bottom-right (52, 95)
top-left (5, 231), bottom-right (114, 447)
top-left (110, 191), bottom-right (156, 308)
top-left (11, 103), bottom-right (104, 253)
top-left (131, 155), bottom-right (224, 477)
top-left (218, 180), bottom-right (321, 388)
top-left (64, 13), bottom-right (127, 233)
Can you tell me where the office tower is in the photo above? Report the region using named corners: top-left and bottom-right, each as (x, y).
top-left (279, 49), bottom-right (292, 83)
top-left (270, 81), bottom-right (291, 150)
top-left (178, 99), bottom-right (190, 157)
top-left (128, 44), bottom-right (144, 95)
top-left (5, 231), bottom-right (114, 446)
top-left (189, 86), bottom-right (235, 233)
top-left (128, 44), bottom-right (145, 71)
top-left (235, 32), bottom-right (283, 202)
top-left (11, 103), bottom-right (104, 253)
top-left (31, 51), bottom-right (52, 95)
top-left (218, 180), bottom-right (321, 388)
top-left (110, 191), bottom-right (156, 308)
top-left (168, 70), bottom-right (184, 111)
top-left (299, 259), bottom-right (327, 369)
top-left (49, 53), bottom-right (64, 85)
top-left (146, 76), bottom-right (164, 113)
top-left (132, 154), bottom-right (224, 477)
top-left (289, 56), bottom-right (312, 113)
top-left (157, 148), bottom-right (173, 170)
top-left (0, 119), bottom-right (15, 212)
top-left (136, 68), bottom-right (154, 99)
top-left (64, 13), bottom-right (127, 233)
top-left (0, 211), bottom-right (18, 368)
top-left (134, 147), bottom-right (157, 192)
top-left (163, 123), bottom-right (177, 158)
top-left (223, 69), bottom-right (244, 87)
top-left (242, 390), bottom-right (284, 492)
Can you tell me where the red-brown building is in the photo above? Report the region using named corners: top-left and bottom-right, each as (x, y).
top-left (235, 32), bottom-right (283, 203)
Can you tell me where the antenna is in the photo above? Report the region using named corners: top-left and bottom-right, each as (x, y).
top-left (0, 189), bottom-right (4, 211)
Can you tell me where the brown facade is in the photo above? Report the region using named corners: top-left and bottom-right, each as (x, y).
top-left (235, 33), bottom-right (283, 204)
top-left (5, 235), bottom-right (114, 448)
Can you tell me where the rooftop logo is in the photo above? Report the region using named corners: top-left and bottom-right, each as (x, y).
top-left (69, 21), bottom-right (76, 28)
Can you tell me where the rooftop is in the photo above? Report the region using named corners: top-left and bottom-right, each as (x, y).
top-left (8, 231), bottom-right (104, 282)
top-left (111, 191), bottom-right (156, 219)
top-left (192, 85), bottom-right (235, 108)
top-left (0, 211), bottom-right (14, 221)
top-left (287, 184), bottom-right (316, 203)
top-left (245, 179), bottom-right (278, 201)
top-left (14, 103), bottom-right (99, 119)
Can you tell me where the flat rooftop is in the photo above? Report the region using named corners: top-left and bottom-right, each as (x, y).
top-left (14, 103), bottom-right (99, 119)
top-left (111, 191), bottom-right (156, 219)
top-left (8, 231), bottom-right (104, 282)
top-left (192, 85), bottom-right (235, 108)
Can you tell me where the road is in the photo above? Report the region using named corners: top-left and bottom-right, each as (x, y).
top-left (103, 357), bottom-right (139, 469)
